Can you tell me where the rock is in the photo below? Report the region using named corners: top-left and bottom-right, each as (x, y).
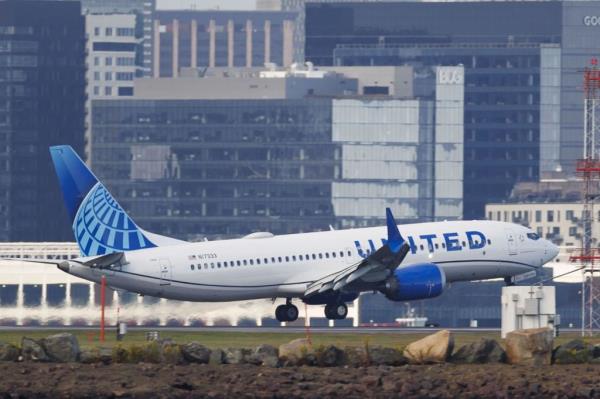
top-left (248, 344), bottom-right (279, 367)
top-left (21, 337), bottom-right (49, 362)
top-left (342, 346), bottom-right (369, 367)
top-left (181, 342), bottom-right (211, 364)
top-left (42, 333), bottom-right (80, 362)
top-left (279, 338), bottom-right (313, 366)
top-left (451, 338), bottom-right (506, 364)
top-left (0, 342), bottom-right (19, 361)
top-left (209, 348), bottom-right (225, 365)
top-left (403, 330), bottom-right (454, 364)
top-left (79, 348), bottom-right (100, 364)
top-left (505, 327), bottom-right (553, 366)
top-left (224, 348), bottom-right (251, 364)
top-left (316, 345), bottom-right (344, 367)
top-left (553, 339), bottom-right (592, 364)
top-left (369, 346), bottom-right (407, 366)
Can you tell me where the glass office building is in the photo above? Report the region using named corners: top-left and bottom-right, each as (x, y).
top-left (91, 65), bottom-right (463, 240)
top-left (91, 98), bottom-right (338, 239)
top-left (305, 1), bottom-right (600, 219)
top-left (0, 1), bottom-right (86, 241)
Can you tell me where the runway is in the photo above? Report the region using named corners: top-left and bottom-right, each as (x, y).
top-left (0, 325), bottom-right (499, 333)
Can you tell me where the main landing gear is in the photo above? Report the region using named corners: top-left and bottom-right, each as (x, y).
top-left (324, 302), bottom-right (348, 320)
top-left (275, 298), bottom-right (299, 322)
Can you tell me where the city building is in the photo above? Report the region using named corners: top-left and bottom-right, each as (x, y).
top-left (304, 0), bottom-right (599, 219)
top-left (85, 13), bottom-right (141, 159)
top-left (0, 0), bottom-right (86, 241)
top-left (81, 0), bottom-right (147, 15)
top-left (144, 9), bottom-right (299, 77)
top-left (89, 64), bottom-right (463, 239)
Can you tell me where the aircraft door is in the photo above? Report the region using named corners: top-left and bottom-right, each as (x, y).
top-left (505, 229), bottom-right (518, 255)
top-left (158, 258), bottom-right (172, 286)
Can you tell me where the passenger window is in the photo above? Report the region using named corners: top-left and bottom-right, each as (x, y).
top-left (332, 252), bottom-right (336, 258)
top-left (190, 265), bottom-right (195, 270)
top-left (347, 250), bottom-right (351, 256)
top-left (211, 263), bottom-right (215, 268)
top-left (243, 260), bottom-right (247, 266)
top-left (278, 257), bottom-right (282, 262)
top-left (285, 256), bottom-right (289, 262)
top-left (435, 243), bottom-right (439, 249)
top-left (462, 241), bottom-right (466, 247)
top-left (264, 258), bottom-right (268, 264)
top-left (441, 243), bottom-right (446, 249)
top-left (299, 255), bottom-right (303, 261)
top-left (217, 262), bottom-right (221, 268)
top-left (306, 254), bottom-right (310, 259)
top-left (256, 258), bottom-right (261, 265)
top-left (325, 253), bottom-right (330, 259)
top-left (340, 251), bottom-right (344, 257)
top-left (249, 259), bottom-right (254, 265)
top-left (236, 260), bottom-right (241, 266)
top-left (318, 253), bottom-right (323, 259)
top-left (292, 255), bottom-right (296, 261)
top-left (204, 263), bottom-right (208, 269)
top-left (419, 245), bottom-right (424, 251)
top-left (224, 262), bottom-right (228, 267)
top-left (312, 254), bottom-right (316, 260)
top-left (271, 257), bottom-right (276, 263)
top-left (487, 239), bottom-right (492, 245)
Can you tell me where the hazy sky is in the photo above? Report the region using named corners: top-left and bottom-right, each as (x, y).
top-left (156, 0), bottom-right (257, 10)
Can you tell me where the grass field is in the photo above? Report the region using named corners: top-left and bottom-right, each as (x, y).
top-left (1, 328), bottom-right (599, 350)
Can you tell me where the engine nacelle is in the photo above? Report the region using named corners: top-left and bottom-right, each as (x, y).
top-left (382, 263), bottom-right (446, 301)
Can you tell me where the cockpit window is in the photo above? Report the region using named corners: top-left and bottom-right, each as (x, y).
top-left (527, 232), bottom-right (540, 240)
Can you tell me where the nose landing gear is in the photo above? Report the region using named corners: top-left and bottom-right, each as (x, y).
top-left (324, 302), bottom-right (348, 320)
top-left (275, 298), bottom-right (299, 322)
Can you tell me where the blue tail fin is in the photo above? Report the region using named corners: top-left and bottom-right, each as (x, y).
top-left (50, 145), bottom-right (157, 257)
top-left (385, 207), bottom-right (404, 253)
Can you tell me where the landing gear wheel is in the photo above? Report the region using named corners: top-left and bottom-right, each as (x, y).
top-left (284, 304), bottom-right (299, 322)
top-left (324, 303), bottom-right (348, 320)
top-left (275, 305), bottom-right (287, 322)
top-left (275, 304), bottom-right (299, 322)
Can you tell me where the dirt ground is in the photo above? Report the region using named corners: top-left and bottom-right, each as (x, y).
top-left (0, 362), bottom-right (599, 398)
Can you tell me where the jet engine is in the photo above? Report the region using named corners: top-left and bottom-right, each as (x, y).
top-left (381, 263), bottom-right (446, 301)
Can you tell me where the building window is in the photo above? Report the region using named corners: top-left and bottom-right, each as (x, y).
top-left (117, 27), bottom-right (135, 37)
top-left (105, 72), bottom-right (112, 81)
top-left (94, 27), bottom-right (100, 36)
top-left (566, 210), bottom-right (574, 221)
top-left (569, 226), bottom-right (577, 237)
top-left (547, 211), bottom-right (554, 222)
top-left (94, 56), bottom-right (100, 66)
top-left (93, 86), bottom-right (99, 95)
top-left (93, 71), bottom-right (100, 81)
top-left (105, 27), bottom-right (113, 36)
top-left (105, 57), bottom-right (112, 66)
top-left (116, 72), bottom-right (134, 81)
top-left (104, 86), bottom-right (112, 95)
top-left (535, 210), bottom-right (542, 223)
top-left (116, 57), bottom-right (135, 66)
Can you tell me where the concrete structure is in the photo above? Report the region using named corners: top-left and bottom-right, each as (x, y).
top-left (0, 242), bottom-right (358, 326)
top-left (90, 65), bottom-right (463, 239)
top-left (500, 285), bottom-right (557, 338)
top-left (144, 9), bottom-right (299, 78)
top-left (0, 1), bottom-right (86, 241)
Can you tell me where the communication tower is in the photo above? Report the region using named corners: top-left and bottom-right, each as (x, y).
top-left (569, 59), bottom-right (600, 336)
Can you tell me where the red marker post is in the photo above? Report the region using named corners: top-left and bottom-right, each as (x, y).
top-left (100, 275), bottom-right (106, 342)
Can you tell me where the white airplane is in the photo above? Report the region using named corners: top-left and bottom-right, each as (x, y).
top-left (43, 145), bottom-right (558, 322)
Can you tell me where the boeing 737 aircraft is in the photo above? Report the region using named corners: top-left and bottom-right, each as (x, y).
top-left (42, 145), bottom-right (559, 322)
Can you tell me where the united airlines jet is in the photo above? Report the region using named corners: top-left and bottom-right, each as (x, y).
top-left (41, 145), bottom-right (558, 322)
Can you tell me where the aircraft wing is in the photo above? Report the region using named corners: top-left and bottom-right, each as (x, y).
top-left (303, 208), bottom-right (410, 298)
top-left (0, 252), bottom-right (126, 269)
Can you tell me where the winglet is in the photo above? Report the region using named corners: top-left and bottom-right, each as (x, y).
top-left (386, 208), bottom-right (404, 253)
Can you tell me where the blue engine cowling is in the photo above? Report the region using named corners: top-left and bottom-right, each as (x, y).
top-left (382, 263), bottom-right (446, 301)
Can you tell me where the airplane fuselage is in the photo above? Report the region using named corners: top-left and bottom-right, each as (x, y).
top-left (60, 220), bottom-right (556, 302)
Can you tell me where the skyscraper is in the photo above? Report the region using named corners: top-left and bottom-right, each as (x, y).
top-left (0, 0), bottom-right (86, 241)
